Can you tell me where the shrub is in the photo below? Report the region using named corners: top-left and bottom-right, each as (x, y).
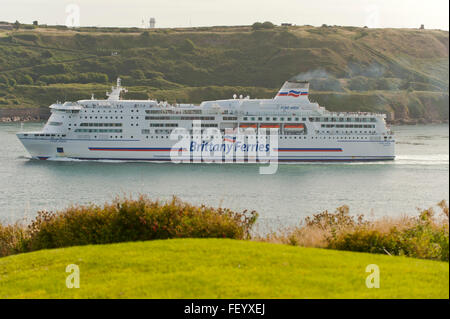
top-left (0, 196), bottom-right (258, 256)
top-left (261, 21), bottom-right (275, 29)
top-left (252, 21), bottom-right (275, 31)
top-left (260, 201), bottom-right (449, 261)
top-left (18, 74), bottom-right (34, 85)
top-left (251, 22), bottom-right (263, 31)
top-left (0, 75), bottom-right (9, 86)
top-left (0, 223), bottom-right (29, 256)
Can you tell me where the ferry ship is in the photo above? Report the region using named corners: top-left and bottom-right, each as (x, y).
top-left (17, 78), bottom-right (395, 162)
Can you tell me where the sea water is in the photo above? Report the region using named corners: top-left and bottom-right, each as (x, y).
top-left (0, 123), bottom-right (448, 231)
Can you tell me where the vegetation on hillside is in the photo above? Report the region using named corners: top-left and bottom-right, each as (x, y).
top-left (0, 23), bottom-right (448, 122)
top-left (0, 239), bottom-right (448, 298)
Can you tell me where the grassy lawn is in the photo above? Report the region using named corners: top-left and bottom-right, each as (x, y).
top-left (0, 238), bottom-right (448, 298)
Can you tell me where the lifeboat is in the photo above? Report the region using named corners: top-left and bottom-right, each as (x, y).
top-left (260, 124), bottom-right (280, 128)
top-left (239, 124), bottom-right (257, 128)
top-left (284, 124), bottom-right (304, 129)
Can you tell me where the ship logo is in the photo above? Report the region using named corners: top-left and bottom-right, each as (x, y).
top-left (223, 135), bottom-right (237, 143)
top-left (277, 90), bottom-right (308, 97)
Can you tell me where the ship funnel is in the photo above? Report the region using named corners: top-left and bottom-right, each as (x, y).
top-left (274, 81), bottom-right (309, 100)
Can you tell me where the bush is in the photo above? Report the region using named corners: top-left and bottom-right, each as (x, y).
top-left (252, 22), bottom-right (263, 30)
top-left (260, 201), bottom-right (449, 261)
top-left (0, 223), bottom-right (28, 256)
top-left (261, 21), bottom-right (275, 29)
top-left (0, 75), bottom-right (9, 86)
top-left (252, 21), bottom-right (275, 31)
top-left (0, 196), bottom-right (258, 256)
top-left (330, 202), bottom-right (449, 261)
top-left (18, 74), bottom-right (34, 85)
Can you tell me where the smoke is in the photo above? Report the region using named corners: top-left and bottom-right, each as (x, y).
top-left (348, 62), bottom-right (386, 78)
top-left (289, 69), bottom-right (329, 82)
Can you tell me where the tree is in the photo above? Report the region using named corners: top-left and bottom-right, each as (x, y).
top-left (13, 20), bottom-right (20, 30)
top-left (33, 20), bottom-right (38, 26)
top-left (251, 22), bottom-right (263, 30)
top-left (252, 21), bottom-right (275, 31)
top-left (261, 21), bottom-right (275, 29)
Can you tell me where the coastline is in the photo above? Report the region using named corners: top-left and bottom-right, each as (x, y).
top-left (0, 107), bottom-right (50, 123)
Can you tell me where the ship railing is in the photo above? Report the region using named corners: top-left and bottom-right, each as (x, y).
top-left (321, 111), bottom-right (386, 117)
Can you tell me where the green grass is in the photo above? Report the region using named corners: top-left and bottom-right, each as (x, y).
top-left (0, 238), bottom-right (447, 298)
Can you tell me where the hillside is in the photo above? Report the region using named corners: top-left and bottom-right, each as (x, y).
top-left (0, 23), bottom-right (448, 123)
top-left (0, 238), bottom-right (448, 298)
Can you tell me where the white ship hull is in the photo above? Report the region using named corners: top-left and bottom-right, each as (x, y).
top-left (18, 135), bottom-right (395, 162)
